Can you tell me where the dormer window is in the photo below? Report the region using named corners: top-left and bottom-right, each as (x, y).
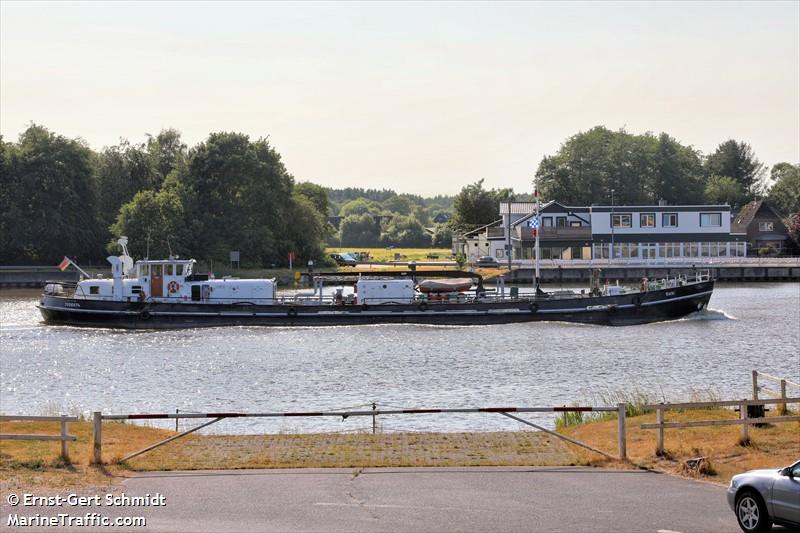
top-left (758, 222), bottom-right (774, 231)
top-left (700, 213), bottom-right (722, 227)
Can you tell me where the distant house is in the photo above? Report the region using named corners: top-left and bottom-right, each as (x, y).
top-left (732, 200), bottom-right (795, 256)
top-left (432, 213), bottom-right (451, 224)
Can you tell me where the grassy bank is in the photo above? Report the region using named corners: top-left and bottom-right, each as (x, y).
top-left (5, 407), bottom-right (794, 491)
top-left (560, 407), bottom-right (799, 484)
top-left (327, 247), bottom-right (453, 263)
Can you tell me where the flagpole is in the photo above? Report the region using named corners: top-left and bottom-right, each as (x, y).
top-left (534, 181), bottom-right (540, 289)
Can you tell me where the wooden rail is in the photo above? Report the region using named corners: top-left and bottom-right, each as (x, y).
top-left (752, 370), bottom-right (800, 415)
top-left (640, 397), bottom-right (800, 454)
top-left (0, 415), bottom-right (78, 461)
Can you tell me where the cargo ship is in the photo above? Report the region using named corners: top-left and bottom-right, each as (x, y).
top-left (37, 237), bottom-right (714, 329)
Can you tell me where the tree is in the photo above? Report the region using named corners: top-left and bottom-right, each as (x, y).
top-left (93, 139), bottom-right (155, 229)
top-left (450, 179), bottom-right (510, 231)
top-left (294, 182), bottom-right (329, 216)
top-left (704, 175), bottom-right (746, 206)
top-left (285, 191), bottom-right (329, 263)
top-left (146, 128), bottom-right (187, 184)
top-left (109, 188), bottom-right (191, 259)
top-left (339, 197), bottom-right (382, 217)
top-left (767, 162), bottom-right (800, 216)
top-left (431, 224), bottom-right (453, 247)
top-left (381, 215), bottom-right (430, 247)
top-left (705, 140), bottom-right (765, 198)
top-left (0, 124), bottom-right (100, 264)
top-left (339, 213), bottom-right (381, 246)
top-left (535, 126), bottom-right (705, 206)
top-left (382, 194), bottom-right (414, 215)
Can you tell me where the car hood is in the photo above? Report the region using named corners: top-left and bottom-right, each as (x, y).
top-left (734, 469), bottom-right (781, 480)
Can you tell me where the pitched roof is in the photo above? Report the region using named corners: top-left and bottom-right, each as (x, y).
top-left (732, 200), bottom-right (788, 233)
top-left (463, 219), bottom-right (502, 237)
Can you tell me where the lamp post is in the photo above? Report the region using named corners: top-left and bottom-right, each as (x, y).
top-left (610, 189), bottom-right (615, 262)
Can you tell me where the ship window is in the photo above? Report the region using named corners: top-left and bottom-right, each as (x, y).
top-left (640, 213), bottom-right (655, 228)
top-left (176, 264), bottom-right (184, 276)
top-left (612, 214), bottom-right (632, 228)
top-left (166, 264), bottom-right (173, 276)
top-left (141, 264), bottom-right (150, 276)
top-left (152, 264), bottom-right (163, 276)
top-left (131, 286), bottom-right (143, 294)
top-left (700, 213), bottom-right (721, 227)
top-left (89, 286), bottom-right (99, 295)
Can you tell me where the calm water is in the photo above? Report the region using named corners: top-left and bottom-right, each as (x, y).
top-left (1, 284), bottom-right (798, 433)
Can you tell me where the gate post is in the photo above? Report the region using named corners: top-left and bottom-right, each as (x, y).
top-left (617, 403), bottom-right (627, 460)
top-left (739, 401), bottom-right (749, 445)
top-left (655, 407), bottom-right (664, 456)
top-left (60, 415), bottom-right (69, 462)
top-left (92, 411), bottom-right (102, 464)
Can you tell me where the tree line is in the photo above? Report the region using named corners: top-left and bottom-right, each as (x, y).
top-left (2, 124), bottom-right (797, 266)
top-left (1, 125), bottom-right (331, 267)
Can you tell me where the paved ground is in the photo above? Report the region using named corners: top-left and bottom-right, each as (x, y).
top-left (2, 467), bottom-right (744, 532)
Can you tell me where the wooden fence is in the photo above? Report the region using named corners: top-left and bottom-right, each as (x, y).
top-left (752, 369), bottom-right (800, 415)
top-left (0, 415), bottom-right (78, 461)
top-left (640, 397), bottom-right (800, 455)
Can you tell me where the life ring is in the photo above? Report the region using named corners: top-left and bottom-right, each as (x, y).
top-left (529, 302), bottom-right (538, 313)
top-left (167, 281), bottom-right (180, 294)
top-left (287, 308), bottom-right (297, 317)
top-left (140, 310), bottom-right (152, 320)
top-left (418, 302), bottom-right (428, 312)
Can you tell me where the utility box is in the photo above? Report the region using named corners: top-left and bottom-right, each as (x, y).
top-left (356, 279), bottom-right (415, 305)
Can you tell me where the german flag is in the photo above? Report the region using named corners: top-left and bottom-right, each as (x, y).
top-left (58, 257), bottom-right (71, 272)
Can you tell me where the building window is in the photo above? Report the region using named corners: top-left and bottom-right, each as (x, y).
top-left (556, 216), bottom-right (567, 227)
top-left (612, 214), bottom-right (632, 228)
top-left (570, 221), bottom-right (582, 227)
top-left (542, 217), bottom-right (553, 227)
top-left (662, 213), bottom-right (678, 227)
top-left (758, 221), bottom-right (774, 231)
top-left (700, 213), bottom-right (722, 227)
top-left (640, 213), bottom-right (655, 228)
top-left (89, 286), bottom-right (99, 295)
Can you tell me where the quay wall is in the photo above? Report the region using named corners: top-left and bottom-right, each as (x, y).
top-left (0, 266), bottom-right (78, 288)
top-left (508, 265), bottom-right (800, 283)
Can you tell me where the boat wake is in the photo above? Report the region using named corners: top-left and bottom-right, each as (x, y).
top-left (682, 307), bottom-right (737, 321)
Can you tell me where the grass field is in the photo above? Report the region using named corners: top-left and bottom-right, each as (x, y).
top-left (326, 247), bottom-right (454, 263)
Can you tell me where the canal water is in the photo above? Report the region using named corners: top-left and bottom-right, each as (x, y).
top-left (1, 283), bottom-right (798, 433)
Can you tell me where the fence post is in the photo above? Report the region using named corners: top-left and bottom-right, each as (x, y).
top-left (617, 403), bottom-right (627, 460)
top-left (739, 400), bottom-right (749, 445)
top-left (92, 411), bottom-right (102, 464)
top-left (779, 380), bottom-right (787, 415)
top-left (656, 407), bottom-right (664, 456)
top-left (751, 370), bottom-right (759, 400)
top-left (372, 403), bottom-right (377, 435)
top-left (60, 415), bottom-right (69, 462)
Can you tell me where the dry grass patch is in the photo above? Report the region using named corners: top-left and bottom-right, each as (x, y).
top-left (560, 407), bottom-right (800, 484)
top-left (328, 247), bottom-right (453, 263)
top-left (0, 420), bottom-right (172, 491)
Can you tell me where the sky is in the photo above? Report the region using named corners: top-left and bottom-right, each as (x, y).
top-left (1, 1), bottom-right (798, 195)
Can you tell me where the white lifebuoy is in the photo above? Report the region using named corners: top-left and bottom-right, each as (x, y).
top-left (168, 281), bottom-right (180, 293)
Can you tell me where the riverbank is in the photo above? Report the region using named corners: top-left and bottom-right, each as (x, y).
top-left (3, 407), bottom-right (796, 492)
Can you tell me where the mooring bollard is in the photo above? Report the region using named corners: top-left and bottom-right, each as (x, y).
top-left (617, 402), bottom-right (627, 460)
top-left (92, 411), bottom-right (102, 464)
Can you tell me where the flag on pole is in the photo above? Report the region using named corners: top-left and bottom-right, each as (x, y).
top-left (58, 257), bottom-right (71, 272)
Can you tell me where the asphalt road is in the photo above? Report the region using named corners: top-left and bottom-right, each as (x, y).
top-left (3, 467), bottom-right (743, 532)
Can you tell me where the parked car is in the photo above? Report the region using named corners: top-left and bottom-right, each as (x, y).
top-left (727, 460), bottom-right (800, 532)
top-left (476, 255), bottom-right (500, 267)
top-left (330, 253), bottom-right (359, 267)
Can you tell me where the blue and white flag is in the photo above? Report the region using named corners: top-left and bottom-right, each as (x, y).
top-left (527, 216), bottom-right (540, 229)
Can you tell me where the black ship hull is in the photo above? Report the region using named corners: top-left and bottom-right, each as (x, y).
top-left (38, 280), bottom-right (714, 329)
